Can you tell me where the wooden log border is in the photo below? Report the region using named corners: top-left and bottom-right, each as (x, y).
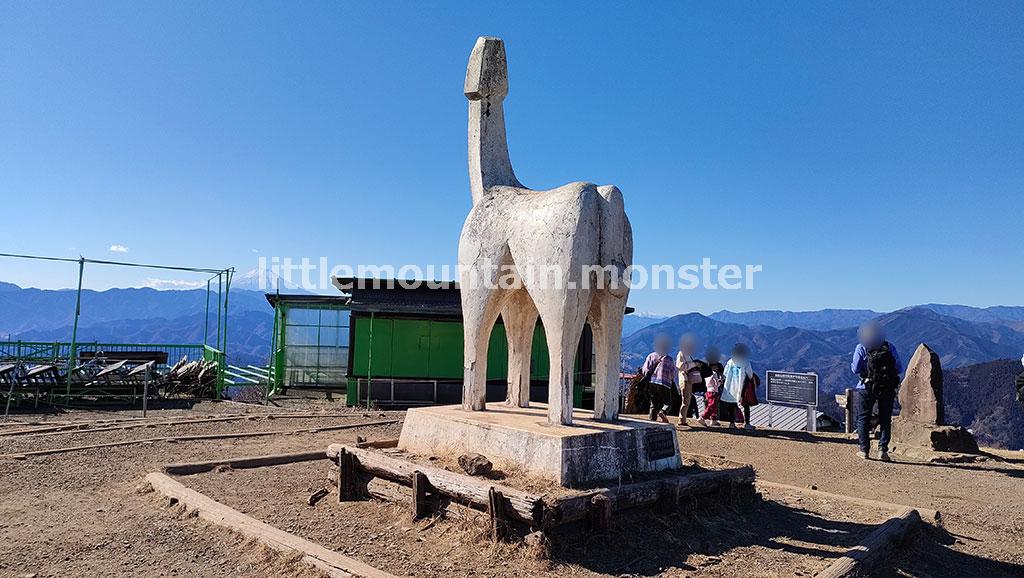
top-left (814, 507), bottom-right (921, 578)
top-left (145, 472), bottom-right (397, 578)
top-left (326, 443), bottom-right (757, 531)
top-left (327, 443), bottom-right (544, 526)
top-left (163, 450), bottom-right (329, 476)
top-left (1, 419), bottom-right (398, 460)
top-left (145, 441), bottom-right (919, 576)
top-left (0, 412), bottom-right (385, 439)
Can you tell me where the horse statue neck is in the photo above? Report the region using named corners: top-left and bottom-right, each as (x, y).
top-left (465, 36), bottom-right (522, 204)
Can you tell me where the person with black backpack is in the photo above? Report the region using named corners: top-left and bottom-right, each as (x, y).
top-left (850, 321), bottom-right (903, 461)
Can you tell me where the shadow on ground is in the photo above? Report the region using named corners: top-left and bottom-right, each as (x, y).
top-left (550, 495), bottom-right (1024, 577)
top-left (884, 523), bottom-right (1024, 578)
top-left (686, 425), bottom-right (859, 446)
top-left (887, 454), bottom-right (1024, 480)
top-left (548, 495), bottom-right (871, 576)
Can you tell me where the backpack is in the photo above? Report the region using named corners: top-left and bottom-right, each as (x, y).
top-left (741, 373), bottom-right (760, 407)
top-left (624, 364), bottom-right (654, 414)
top-left (706, 371), bottom-right (724, 392)
top-left (863, 341), bottom-right (900, 393)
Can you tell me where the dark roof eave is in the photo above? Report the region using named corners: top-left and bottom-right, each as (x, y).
top-left (265, 293), bottom-right (351, 308)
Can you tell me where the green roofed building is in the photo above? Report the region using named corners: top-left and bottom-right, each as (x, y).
top-left (266, 277), bottom-right (616, 409)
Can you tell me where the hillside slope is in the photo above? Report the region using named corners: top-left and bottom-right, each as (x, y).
top-left (944, 358), bottom-right (1024, 449)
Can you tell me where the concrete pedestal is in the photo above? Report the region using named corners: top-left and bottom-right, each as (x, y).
top-left (397, 404), bottom-right (682, 487)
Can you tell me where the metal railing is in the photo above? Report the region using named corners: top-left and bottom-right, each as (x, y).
top-left (353, 377), bottom-right (462, 408)
top-left (0, 340), bottom-right (228, 403)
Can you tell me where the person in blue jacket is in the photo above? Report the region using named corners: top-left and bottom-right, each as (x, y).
top-left (850, 321), bottom-right (902, 461)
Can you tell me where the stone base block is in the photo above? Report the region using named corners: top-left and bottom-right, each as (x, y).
top-left (397, 403), bottom-right (682, 487)
top-left (891, 417), bottom-right (980, 454)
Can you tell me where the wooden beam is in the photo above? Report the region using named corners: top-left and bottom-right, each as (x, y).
top-left (307, 487), bottom-right (329, 506)
top-left (0, 414), bottom-right (250, 437)
top-left (587, 494), bottom-right (611, 533)
top-left (842, 389), bottom-right (854, 434)
top-left (327, 444), bottom-right (544, 527)
top-left (338, 449), bottom-right (358, 502)
top-left (162, 451), bottom-right (327, 476)
top-left (342, 450), bottom-right (350, 502)
top-left (412, 471), bottom-right (429, 520)
top-left (1, 420), bottom-right (398, 460)
top-left (328, 444), bottom-right (756, 531)
top-left (356, 438), bottom-right (400, 449)
top-left (145, 472), bottom-right (396, 578)
top-left (0, 412), bottom-right (387, 439)
top-left (544, 466), bottom-right (755, 527)
top-left (361, 477), bottom-right (483, 522)
top-left (814, 507), bottom-right (921, 578)
top-left (488, 487), bottom-right (510, 541)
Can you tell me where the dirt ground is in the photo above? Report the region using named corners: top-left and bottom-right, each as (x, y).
top-left (1, 401), bottom-right (1022, 577)
top-left (0, 399), bottom-right (402, 578)
top-left (185, 457), bottom-right (891, 578)
top-left (678, 425), bottom-right (1024, 577)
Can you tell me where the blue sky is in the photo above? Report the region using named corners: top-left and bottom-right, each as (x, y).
top-left (1, 2), bottom-right (1021, 315)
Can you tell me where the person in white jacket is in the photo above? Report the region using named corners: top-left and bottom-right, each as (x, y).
top-left (721, 343), bottom-right (754, 429)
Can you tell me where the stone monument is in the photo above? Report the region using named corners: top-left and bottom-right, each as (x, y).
top-left (458, 36), bottom-right (632, 427)
top-left (891, 343), bottom-right (979, 454)
top-left (397, 36), bottom-right (680, 487)
top-left (898, 343), bottom-right (944, 425)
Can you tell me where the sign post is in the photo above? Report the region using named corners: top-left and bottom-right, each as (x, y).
top-left (766, 371), bottom-right (819, 432)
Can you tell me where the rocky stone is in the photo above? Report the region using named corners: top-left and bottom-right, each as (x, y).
top-left (523, 531), bottom-right (550, 560)
top-left (892, 344), bottom-right (979, 453)
top-left (891, 419), bottom-right (980, 454)
top-left (457, 452), bottom-right (493, 476)
top-left (898, 343), bottom-right (944, 425)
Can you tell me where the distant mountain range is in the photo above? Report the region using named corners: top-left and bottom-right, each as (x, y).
top-left (706, 304), bottom-right (1024, 332)
top-left (0, 283), bottom-right (275, 365)
top-left (622, 306), bottom-right (1024, 449)
top-left (0, 283), bottom-right (270, 336)
top-left (707, 308), bottom-right (880, 331)
top-left (621, 312), bottom-right (668, 337)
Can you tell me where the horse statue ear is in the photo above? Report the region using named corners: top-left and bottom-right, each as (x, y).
top-left (464, 36), bottom-right (509, 101)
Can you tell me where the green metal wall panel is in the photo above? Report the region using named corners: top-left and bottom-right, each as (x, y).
top-left (351, 317), bottom-right (394, 377)
top-left (530, 324), bottom-right (549, 379)
top-left (428, 321), bottom-right (464, 378)
top-left (486, 323), bottom-right (508, 380)
top-left (346, 315), bottom-right (589, 408)
top-left (390, 319), bottom-right (431, 377)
